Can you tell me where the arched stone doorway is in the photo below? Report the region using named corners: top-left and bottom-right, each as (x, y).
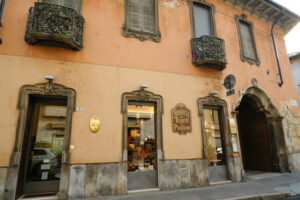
top-left (237, 95), bottom-right (274, 171)
top-left (233, 85), bottom-right (290, 173)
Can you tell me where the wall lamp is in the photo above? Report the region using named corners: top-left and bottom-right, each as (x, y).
top-left (140, 84), bottom-right (148, 90)
top-left (45, 75), bottom-right (54, 84)
top-left (210, 91), bottom-right (219, 96)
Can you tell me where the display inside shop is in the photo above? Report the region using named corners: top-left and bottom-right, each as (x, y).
top-left (127, 103), bottom-right (157, 172)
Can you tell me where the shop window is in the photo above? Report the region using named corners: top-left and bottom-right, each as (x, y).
top-left (188, 0), bottom-right (217, 38)
top-left (235, 14), bottom-right (260, 66)
top-left (122, 0), bottom-right (161, 42)
top-left (127, 103), bottom-right (157, 172)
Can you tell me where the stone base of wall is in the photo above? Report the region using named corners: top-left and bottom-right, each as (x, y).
top-left (68, 163), bottom-right (127, 199)
top-left (291, 153), bottom-right (300, 173)
top-left (0, 167), bottom-right (8, 200)
top-left (159, 159), bottom-right (208, 190)
top-left (67, 159), bottom-right (208, 199)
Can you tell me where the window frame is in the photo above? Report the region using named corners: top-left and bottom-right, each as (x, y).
top-left (122, 0), bottom-right (161, 42)
top-left (187, 0), bottom-right (217, 38)
top-left (235, 14), bottom-right (260, 66)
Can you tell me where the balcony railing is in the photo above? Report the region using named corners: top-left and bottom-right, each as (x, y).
top-left (25, 2), bottom-right (84, 50)
top-left (191, 35), bottom-right (227, 70)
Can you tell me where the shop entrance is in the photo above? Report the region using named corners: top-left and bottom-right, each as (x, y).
top-left (203, 106), bottom-right (228, 182)
top-left (127, 101), bottom-right (158, 190)
top-left (237, 95), bottom-right (274, 171)
top-left (16, 95), bottom-right (67, 198)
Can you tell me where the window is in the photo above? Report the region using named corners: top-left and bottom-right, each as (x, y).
top-left (235, 14), bottom-right (260, 66)
top-left (38, 0), bottom-right (82, 12)
top-left (122, 0), bottom-right (161, 42)
top-left (188, 0), bottom-right (216, 38)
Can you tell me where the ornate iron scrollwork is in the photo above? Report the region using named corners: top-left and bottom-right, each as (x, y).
top-left (25, 2), bottom-right (84, 50)
top-left (191, 35), bottom-right (227, 70)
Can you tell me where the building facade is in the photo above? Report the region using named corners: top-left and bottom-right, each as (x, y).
top-left (290, 52), bottom-right (300, 101)
top-left (0, 0), bottom-right (300, 199)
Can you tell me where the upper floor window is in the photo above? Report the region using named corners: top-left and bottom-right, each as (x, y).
top-left (122, 0), bottom-right (161, 42)
top-left (38, 0), bottom-right (82, 13)
top-left (188, 0), bottom-right (216, 38)
top-left (235, 14), bottom-right (260, 66)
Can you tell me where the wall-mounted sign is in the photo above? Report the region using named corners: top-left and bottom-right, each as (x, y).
top-left (224, 74), bottom-right (236, 96)
top-left (90, 116), bottom-right (100, 133)
top-left (171, 103), bottom-right (192, 135)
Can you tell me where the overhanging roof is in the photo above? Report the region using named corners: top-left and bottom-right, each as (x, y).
top-left (221, 0), bottom-right (300, 33)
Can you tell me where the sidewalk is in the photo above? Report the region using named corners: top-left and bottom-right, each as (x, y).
top-left (96, 172), bottom-right (300, 200)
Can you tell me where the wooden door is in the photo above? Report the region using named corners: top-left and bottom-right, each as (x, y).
top-left (237, 99), bottom-right (273, 171)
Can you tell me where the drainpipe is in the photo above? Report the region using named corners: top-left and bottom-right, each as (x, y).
top-left (271, 9), bottom-right (285, 87)
top-left (0, 0), bottom-right (6, 44)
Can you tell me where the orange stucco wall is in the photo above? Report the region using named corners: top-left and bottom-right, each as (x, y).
top-left (0, 0), bottom-right (299, 166)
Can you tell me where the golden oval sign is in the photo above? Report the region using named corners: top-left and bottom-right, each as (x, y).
top-left (90, 116), bottom-right (100, 133)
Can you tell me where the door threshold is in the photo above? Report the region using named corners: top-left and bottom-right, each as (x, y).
top-left (18, 193), bottom-right (57, 200)
top-left (128, 188), bottom-right (160, 194)
top-left (209, 180), bottom-right (232, 186)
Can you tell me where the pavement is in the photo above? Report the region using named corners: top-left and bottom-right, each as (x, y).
top-left (92, 172), bottom-right (300, 200)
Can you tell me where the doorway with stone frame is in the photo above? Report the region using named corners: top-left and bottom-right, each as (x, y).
top-left (233, 85), bottom-right (290, 174)
top-left (4, 82), bottom-right (76, 200)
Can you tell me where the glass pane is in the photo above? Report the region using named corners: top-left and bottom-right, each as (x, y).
top-left (204, 108), bottom-right (226, 167)
top-left (193, 4), bottom-right (212, 37)
top-left (26, 104), bottom-right (66, 182)
top-left (240, 21), bottom-right (256, 59)
top-left (127, 103), bottom-right (156, 172)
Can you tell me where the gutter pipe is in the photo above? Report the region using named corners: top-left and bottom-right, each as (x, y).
top-left (271, 8), bottom-right (285, 87)
top-left (0, 0), bottom-right (5, 44)
top-left (0, 0), bottom-right (5, 26)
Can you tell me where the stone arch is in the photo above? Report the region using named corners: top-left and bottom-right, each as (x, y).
top-left (233, 85), bottom-right (290, 172)
top-left (233, 85), bottom-right (281, 118)
top-left (4, 82), bottom-right (76, 200)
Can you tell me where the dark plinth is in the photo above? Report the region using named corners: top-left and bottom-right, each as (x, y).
top-left (25, 2), bottom-right (84, 50)
top-left (191, 35), bottom-right (227, 70)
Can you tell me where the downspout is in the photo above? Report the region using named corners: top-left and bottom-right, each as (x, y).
top-left (271, 9), bottom-right (285, 87)
top-left (0, 0), bottom-right (6, 44)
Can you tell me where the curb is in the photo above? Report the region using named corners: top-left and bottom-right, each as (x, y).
top-left (222, 192), bottom-right (290, 200)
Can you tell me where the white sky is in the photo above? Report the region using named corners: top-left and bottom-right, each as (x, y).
top-left (273, 0), bottom-right (300, 54)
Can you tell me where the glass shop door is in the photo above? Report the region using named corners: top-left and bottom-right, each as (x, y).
top-left (18, 96), bottom-right (67, 197)
top-left (203, 107), bottom-right (229, 182)
top-left (127, 101), bottom-right (158, 190)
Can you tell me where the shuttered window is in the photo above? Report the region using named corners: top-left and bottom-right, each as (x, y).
top-left (235, 14), bottom-right (260, 66)
top-left (128, 0), bottom-right (155, 34)
top-left (123, 0), bottom-right (161, 42)
top-left (239, 21), bottom-right (256, 60)
top-left (193, 3), bottom-right (212, 37)
top-left (38, 0), bottom-right (82, 12)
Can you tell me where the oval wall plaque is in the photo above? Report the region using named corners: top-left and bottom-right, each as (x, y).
top-left (90, 115), bottom-right (100, 133)
top-left (171, 103), bottom-right (192, 135)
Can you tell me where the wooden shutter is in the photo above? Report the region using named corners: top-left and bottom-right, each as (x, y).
top-left (38, 0), bottom-right (81, 12)
top-left (240, 21), bottom-right (256, 59)
top-left (193, 3), bottom-right (212, 37)
top-left (127, 0), bottom-right (155, 34)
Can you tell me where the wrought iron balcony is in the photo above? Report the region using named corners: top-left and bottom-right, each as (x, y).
top-left (191, 35), bottom-right (227, 70)
top-left (25, 2), bottom-right (84, 50)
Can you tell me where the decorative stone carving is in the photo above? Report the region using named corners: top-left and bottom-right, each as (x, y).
top-left (25, 2), bottom-right (85, 50)
top-left (191, 35), bottom-right (227, 70)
